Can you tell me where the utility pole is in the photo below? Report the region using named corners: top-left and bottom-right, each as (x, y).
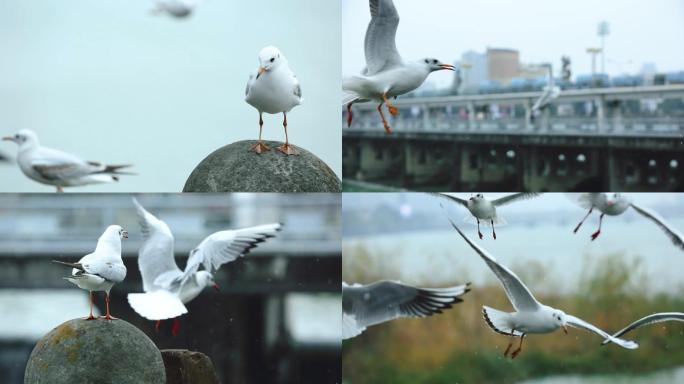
top-left (597, 21), bottom-right (610, 74)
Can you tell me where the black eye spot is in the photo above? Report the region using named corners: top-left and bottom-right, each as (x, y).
top-left (424, 59), bottom-right (429, 64)
top-left (433, 59), bottom-right (438, 64)
top-left (270, 58), bottom-right (275, 63)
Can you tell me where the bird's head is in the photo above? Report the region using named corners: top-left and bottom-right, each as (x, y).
top-left (605, 193), bottom-right (625, 207)
top-left (196, 271), bottom-right (220, 292)
top-left (2, 130), bottom-right (39, 148)
top-left (470, 193), bottom-right (484, 202)
top-left (257, 46), bottom-right (285, 76)
top-left (420, 58), bottom-right (454, 73)
top-left (551, 309), bottom-right (568, 334)
top-left (106, 225), bottom-right (128, 240)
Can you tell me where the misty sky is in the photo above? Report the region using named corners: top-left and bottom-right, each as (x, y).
top-left (343, 0), bottom-right (684, 86)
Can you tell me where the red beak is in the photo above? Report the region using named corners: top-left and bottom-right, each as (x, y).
top-left (212, 283), bottom-right (220, 292)
top-left (439, 64), bottom-right (455, 71)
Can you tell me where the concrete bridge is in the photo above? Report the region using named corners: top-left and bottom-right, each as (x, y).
top-left (343, 85), bottom-right (684, 191)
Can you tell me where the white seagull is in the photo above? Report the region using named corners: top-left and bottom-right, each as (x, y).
top-left (245, 46), bottom-right (302, 155)
top-left (602, 312), bottom-right (684, 345)
top-left (53, 225), bottom-right (128, 321)
top-left (447, 218), bottom-right (638, 358)
top-left (127, 198), bottom-right (281, 335)
top-left (573, 193), bottom-right (684, 249)
top-left (342, 281), bottom-right (470, 339)
top-left (150, 0), bottom-right (198, 18)
top-left (530, 63), bottom-right (560, 123)
top-left (433, 193), bottom-right (542, 239)
top-left (343, 0), bottom-right (454, 134)
top-left (2, 130), bottom-right (133, 192)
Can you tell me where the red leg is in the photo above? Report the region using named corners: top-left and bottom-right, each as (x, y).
top-left (492, 219), bottom-right (496, 240)
top-left (591, 213), bottom-right (604, 241)
top-left (171, 318), bottom-right (181, 337)
top-left (511, 334), bottom-right (525, 359)
top-left (346, 102), bottom-right (354, 128)
top-left (477, 219), bottom-right (483, 240)
top-left (377, 103), bottom-right (392, 134)
top-left (504, 330), bottom-right (516, 357)
top-left (277, 112), bottom-right (299, 155)
top-left (85, 291), bottom-right (96, 320)
top-left (383, 93), bottom-right (399, 116)
top-left (102, 292), bottom-right (118, 320)
top-left (573, 207), bottom-right (593, 233)
top-left (250, 112), bottom-right (270, 154)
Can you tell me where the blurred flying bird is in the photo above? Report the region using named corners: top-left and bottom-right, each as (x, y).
top-left (343, 0), bottom-right (454, 134)
top-left (127, 198), bottom-right (281, 336)
top-left (433, 193), bottom-right (542, 239)
top-left (245, 46), bottom-right (302, 155)
top-left (448, 218), bottom-right (638, 358)
top-left (53, 225), bottom-right (128, 321)
top-left (150, 0), bottom-right (198, 18)
top-left (573, 193), bottom-right (684, 249)
top-left (602, 312), bottom-right (684, 345)
top-left (530, 63), bottom-right (560, 123)
top-left (342, 281), bottom-right (470, 339)
top-left (2, 130), bottom-right (133, 192)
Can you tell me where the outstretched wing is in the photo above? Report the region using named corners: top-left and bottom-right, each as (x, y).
top-left (132, 198), bottom-right (182, 292)
top-left (565, 314), bottom-right (638, 349)
top-left (601, 312), bottom-right (684, 345)
top-left (364, 0), bottom-right (403, 76)
top-left (179, 223), bottom-right (282, 284)
top-left (447, 217), bottom-right (541, 311)
top-left (342, 281), bottom-right (470, 339)
top-left (630, 203), bottom-right (684, 251)
top-left (492, 193), bottom-right (542, 207)
top-left (431, 193), bottom-right (469, 208)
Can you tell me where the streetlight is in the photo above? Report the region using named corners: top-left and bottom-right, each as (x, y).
top-left (586, 47), bottom-right (602, 86)
top-left (597, 21), bottom-right (610, 74)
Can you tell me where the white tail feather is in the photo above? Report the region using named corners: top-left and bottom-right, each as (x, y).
top-left (482, 306), bottom-right (522, 336)
top-left (342, 312), bottom-right (365, 340)
top-left (127, 291), bottom-right (188, 320)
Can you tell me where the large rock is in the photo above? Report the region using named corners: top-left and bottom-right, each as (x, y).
top-left (183, 140), bottom-right (341, 192)
top-left (24, 319), bottom-right (165, 384)
top-left (161, 349), bottom-right (219, 384)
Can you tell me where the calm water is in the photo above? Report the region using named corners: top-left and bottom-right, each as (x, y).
top-left (518, 366), bottom-right (684, 384)
top-left (343, 217), bottom-right (684, 295)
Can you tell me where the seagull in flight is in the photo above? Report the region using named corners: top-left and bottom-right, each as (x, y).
top-left (342, 281), bottom-right (470, 339)
top-left (601, 312), bottom-right (684, 346)
top-left (150, 0), bottom-right (199, 18)
top-left (447, 218), bottom-right (638, 358)
top-left (127, 198), bottom-right (281, 335)
top-left (343, 0), bottom-right (454, 134)
top-left (2, 130), bottom-right (133, 192)
top-left (53, 225), bottom-right (128, 321)
top-left (573, 193), bottom-right (684, 249)
top-left (530, 63), bottom-right (560, 123)
top-left (433, 193), bottom-right (541, 239)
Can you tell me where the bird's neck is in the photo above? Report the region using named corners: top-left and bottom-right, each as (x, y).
top-left (95, 235), bottom-right (122, 256)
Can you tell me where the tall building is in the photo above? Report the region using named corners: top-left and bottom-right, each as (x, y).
top-left (460, 50), bottom-right (487, 90)
top-left (487, 48), bottom-right (520, 83)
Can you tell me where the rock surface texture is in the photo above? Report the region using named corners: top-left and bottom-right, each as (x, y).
top-left (161, 349), bottom-right (219, 384)
top-left (24, 318), bottom-right (165, 384)
top-left (183, 140), bottom-right (341, 192)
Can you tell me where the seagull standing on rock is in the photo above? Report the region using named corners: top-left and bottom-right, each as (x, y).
top-left (127, 198), bottom-right (281, 336)
top-left (343, 0), bottom-right (454, 134)
top-left (53, 225), bottom-right (128, 321)
top-left (447, 219), bottom-right (638, 358)
top-left (2, 130), bottom-right (133, 192)
top-left (245, 46), bottom-right (302, 156)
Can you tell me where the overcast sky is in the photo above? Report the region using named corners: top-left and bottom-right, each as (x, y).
top-left (343, 0), bottom-right (684, 86)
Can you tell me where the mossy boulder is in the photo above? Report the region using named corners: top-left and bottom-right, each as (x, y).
top-left (24, 318), bottom-right (165, 384)
top-left (183, 140), bottom-right (341, 192)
